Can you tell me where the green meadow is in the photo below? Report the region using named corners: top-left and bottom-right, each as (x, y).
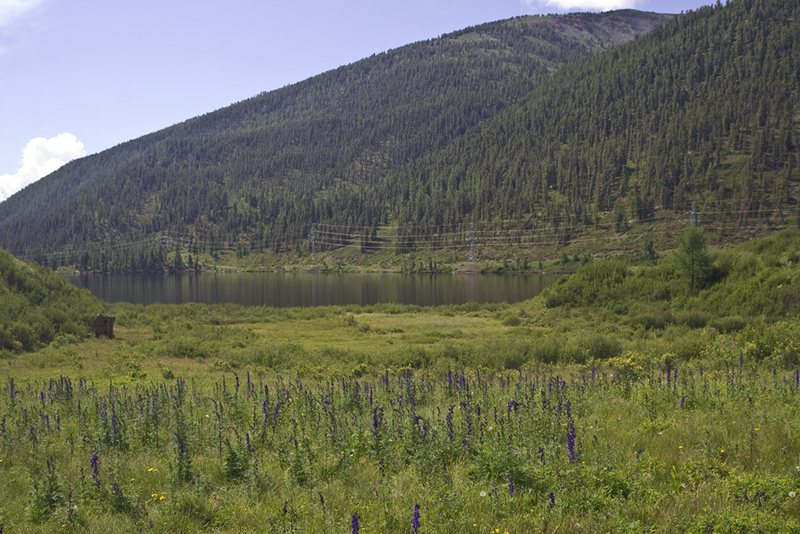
top-left (1, 228), bottom-right (800, 533)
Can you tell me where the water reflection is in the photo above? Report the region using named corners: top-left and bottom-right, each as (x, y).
top-left (66, 272), bottom-right (559, 307)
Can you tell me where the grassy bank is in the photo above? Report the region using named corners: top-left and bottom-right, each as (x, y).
top-left (1, 229), bottom-right (800, 532)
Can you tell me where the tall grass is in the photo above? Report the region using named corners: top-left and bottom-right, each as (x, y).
top-left (1, 352), bottom-right (798, 533)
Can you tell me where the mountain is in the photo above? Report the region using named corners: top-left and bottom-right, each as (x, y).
top-left (0, 10), bottom-right (671, 271)
top-left (4, 0), bottom-right (799, 274)
top-left (398, 0), bottom-right (799, 249)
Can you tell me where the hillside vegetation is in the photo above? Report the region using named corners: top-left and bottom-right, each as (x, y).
top-left (0, 249), bottom-right (99, 352)
top-left (403, 0), bottom-right (800, 245)
top-left (1, 1), bottom-right (798, 276)
top-left (1, 11), bottom-right (672, 272)
top-left (1, 231), bottom-right (799, 532)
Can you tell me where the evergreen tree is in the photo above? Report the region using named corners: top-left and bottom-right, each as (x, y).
top-left (674, 225), bottom-right (713, 292)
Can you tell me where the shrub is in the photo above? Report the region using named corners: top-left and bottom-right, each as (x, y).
top-left (544, 259), bottom-right (628, 308)
top-left (530, 336), bottom-right (561, 364)
top-left (628, 306), bottom-right (673, 330)
top-left (708, 315), bottom-right (749, 333)
top-left (674, 310), bottom-right (711, 329)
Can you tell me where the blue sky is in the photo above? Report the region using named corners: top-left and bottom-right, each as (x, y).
top-left (1, 0), bottom-right (713, 201)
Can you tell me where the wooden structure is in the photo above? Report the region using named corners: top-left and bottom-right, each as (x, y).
top-left (95, 314), bottom-right (115, 339)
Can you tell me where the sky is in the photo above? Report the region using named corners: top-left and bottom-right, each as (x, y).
top-left (1, 0), bottom-right (714, 202)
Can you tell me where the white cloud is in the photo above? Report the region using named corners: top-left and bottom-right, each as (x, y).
top-left (0, 0), bottom-right (49, 55)
top-left (0, 0), bottom-right (47, 27)
top-left (523, 0), bottom-right (639, 12)
top-left (0, 133), bottom-right (86, 202)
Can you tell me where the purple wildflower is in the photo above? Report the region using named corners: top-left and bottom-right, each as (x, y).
top-left (549, 492), bottom-right (555, 508)
top-left (272, 402), bottom-right (282, 429)
top-left (373, 406), bottom-right (382, 434)
top-left (412, 503), bottom-right (421, 533)
top-left (351, 512), bottom-right (360, 534)
top-left (507, 400), bottom-right (520, 417)
top-left (509, 477), bottom-right (514, 496)
top-left (446, 405), bottom-right (455, 443)
top-left (91, 453), bottom-right (99, 479)
top-left (567, 420), bottom-right (576, 462)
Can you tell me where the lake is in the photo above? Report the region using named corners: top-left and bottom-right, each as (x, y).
top-left (66, 272), bottom-right (559, 307)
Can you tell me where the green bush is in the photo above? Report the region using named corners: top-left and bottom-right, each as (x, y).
top-left (544, 259), bottom-right (629, 308)
top-left (674, 310), bottom-right (711, 329)
top-left (0, 249), bottom-right (98, 353)
top-left (628, 305), bottom-right (673, 330)
top-left (530, 336), bottom-right (561, 364)
top-left (708, 315), bottom-right (749, 333)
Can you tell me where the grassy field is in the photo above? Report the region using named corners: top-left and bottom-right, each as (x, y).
top-left (2, 229), bottom-right (800, 532)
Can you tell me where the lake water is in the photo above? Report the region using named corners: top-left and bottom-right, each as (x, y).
top-left (66, 272), bottom-right (559, 307)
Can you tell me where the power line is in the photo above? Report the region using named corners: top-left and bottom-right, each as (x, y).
top-left (8, 202), bottom-right (800, 263)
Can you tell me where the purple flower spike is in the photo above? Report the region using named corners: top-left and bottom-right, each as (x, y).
top-left (90, 453), bottom-right (99, 479)
top-left (412, 503), bottom-right (421, 533)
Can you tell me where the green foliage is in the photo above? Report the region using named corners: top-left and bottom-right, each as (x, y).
top-left (674, 226), bottom-right (714, 292)
top-left (544, 259), bottom-right (629, 308)
top-left (1, 231), bottom-right (800, 531)
top-left (0, 248), bottom-right (98, 353)
top-left (2, 354), bottom-right (799, 532)
top-left (25, 457), bottom-right (63, 524)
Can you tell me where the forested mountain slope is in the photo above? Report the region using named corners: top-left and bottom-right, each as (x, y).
top-left (0, 11), bottom-right (670, 270)
top-left (5, 0), bottom-right (798, 274)
top-left (395, 0), bottom-right (800, 245)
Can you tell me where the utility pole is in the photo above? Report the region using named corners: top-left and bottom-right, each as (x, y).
top-left (310, 224), bottom-right (317, 262)
top-left (469, 223), bottom-right (476, 262)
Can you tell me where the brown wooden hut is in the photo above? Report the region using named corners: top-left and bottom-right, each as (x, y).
top-left (95, 314), bottom-right (115, 339)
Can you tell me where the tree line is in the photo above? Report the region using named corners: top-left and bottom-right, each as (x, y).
top-left (2, 3), bottom-right (796, 271)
